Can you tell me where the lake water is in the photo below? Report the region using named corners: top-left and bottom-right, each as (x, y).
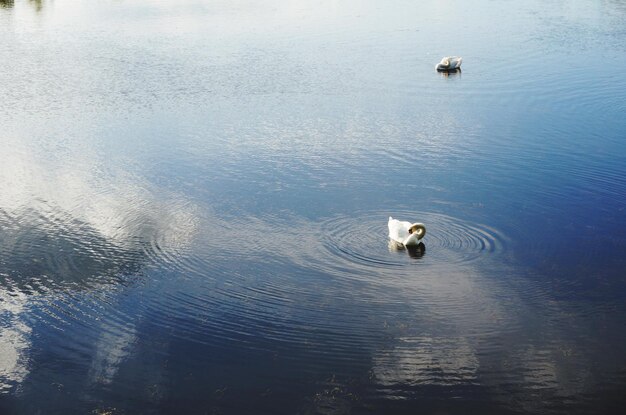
top-left (1, 0), bottom-right (626, 413)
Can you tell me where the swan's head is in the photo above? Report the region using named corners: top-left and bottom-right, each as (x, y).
top-left (436, 58), bottom-right (451, 71)
top-left (408, 223), bottom-right (426, 240)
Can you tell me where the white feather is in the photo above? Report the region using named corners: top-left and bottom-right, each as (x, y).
top-left (435, 56), bottom-right (462, 71)
top-left (388, 217), bottom-right (426, 246)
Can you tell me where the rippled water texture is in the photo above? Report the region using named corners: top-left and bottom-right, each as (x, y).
top-left (1, 0), bottom-right (626, 414)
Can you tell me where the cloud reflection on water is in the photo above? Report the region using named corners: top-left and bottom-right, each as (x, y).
top-left (0, 132), bottom-right (198, 288)
top-left (373, 336), bottom-right (479, 387)
top-left (89, 323), bottom-right (137, 385)
top-left (0, 134), bottom-right (199, 393)
top-left (0, 291), bottom-right (30, 392)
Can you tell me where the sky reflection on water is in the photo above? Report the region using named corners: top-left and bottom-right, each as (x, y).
top-left (1, 0), bottom-right (626, 414)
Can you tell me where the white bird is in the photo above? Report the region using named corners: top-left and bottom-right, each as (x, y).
top-left (388, 217), bottom-right (426, 246)
top-left (435, 56), bottom-right (462, 72)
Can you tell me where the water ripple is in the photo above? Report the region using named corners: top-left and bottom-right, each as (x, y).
top-left (317, 210), bottom-right (509, 275)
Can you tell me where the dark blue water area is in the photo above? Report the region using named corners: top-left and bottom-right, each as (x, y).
top-left (2, 0), bottom-right (626, 414)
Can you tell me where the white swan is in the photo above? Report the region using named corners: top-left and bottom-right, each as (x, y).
top-left (388, 217), bottom-right (426, 246)
top-left (435, 56), bottom-right (462, 72)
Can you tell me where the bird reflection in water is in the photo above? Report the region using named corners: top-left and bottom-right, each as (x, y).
top-left (388, 240), bottom-right (426, 258)
top-left (438, 68), bottom-right (461, 78)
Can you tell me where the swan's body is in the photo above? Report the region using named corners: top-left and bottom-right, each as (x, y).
top-left (388, 217), bottom-right (426, 246)
top-left (435, 56), bottom-right (462, 72)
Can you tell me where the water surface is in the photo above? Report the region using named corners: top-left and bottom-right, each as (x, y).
top-left (1, 0), bottom-right (626, 413)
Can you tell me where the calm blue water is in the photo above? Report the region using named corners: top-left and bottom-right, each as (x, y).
top-left (1, 0), bottom-right (626, 413)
